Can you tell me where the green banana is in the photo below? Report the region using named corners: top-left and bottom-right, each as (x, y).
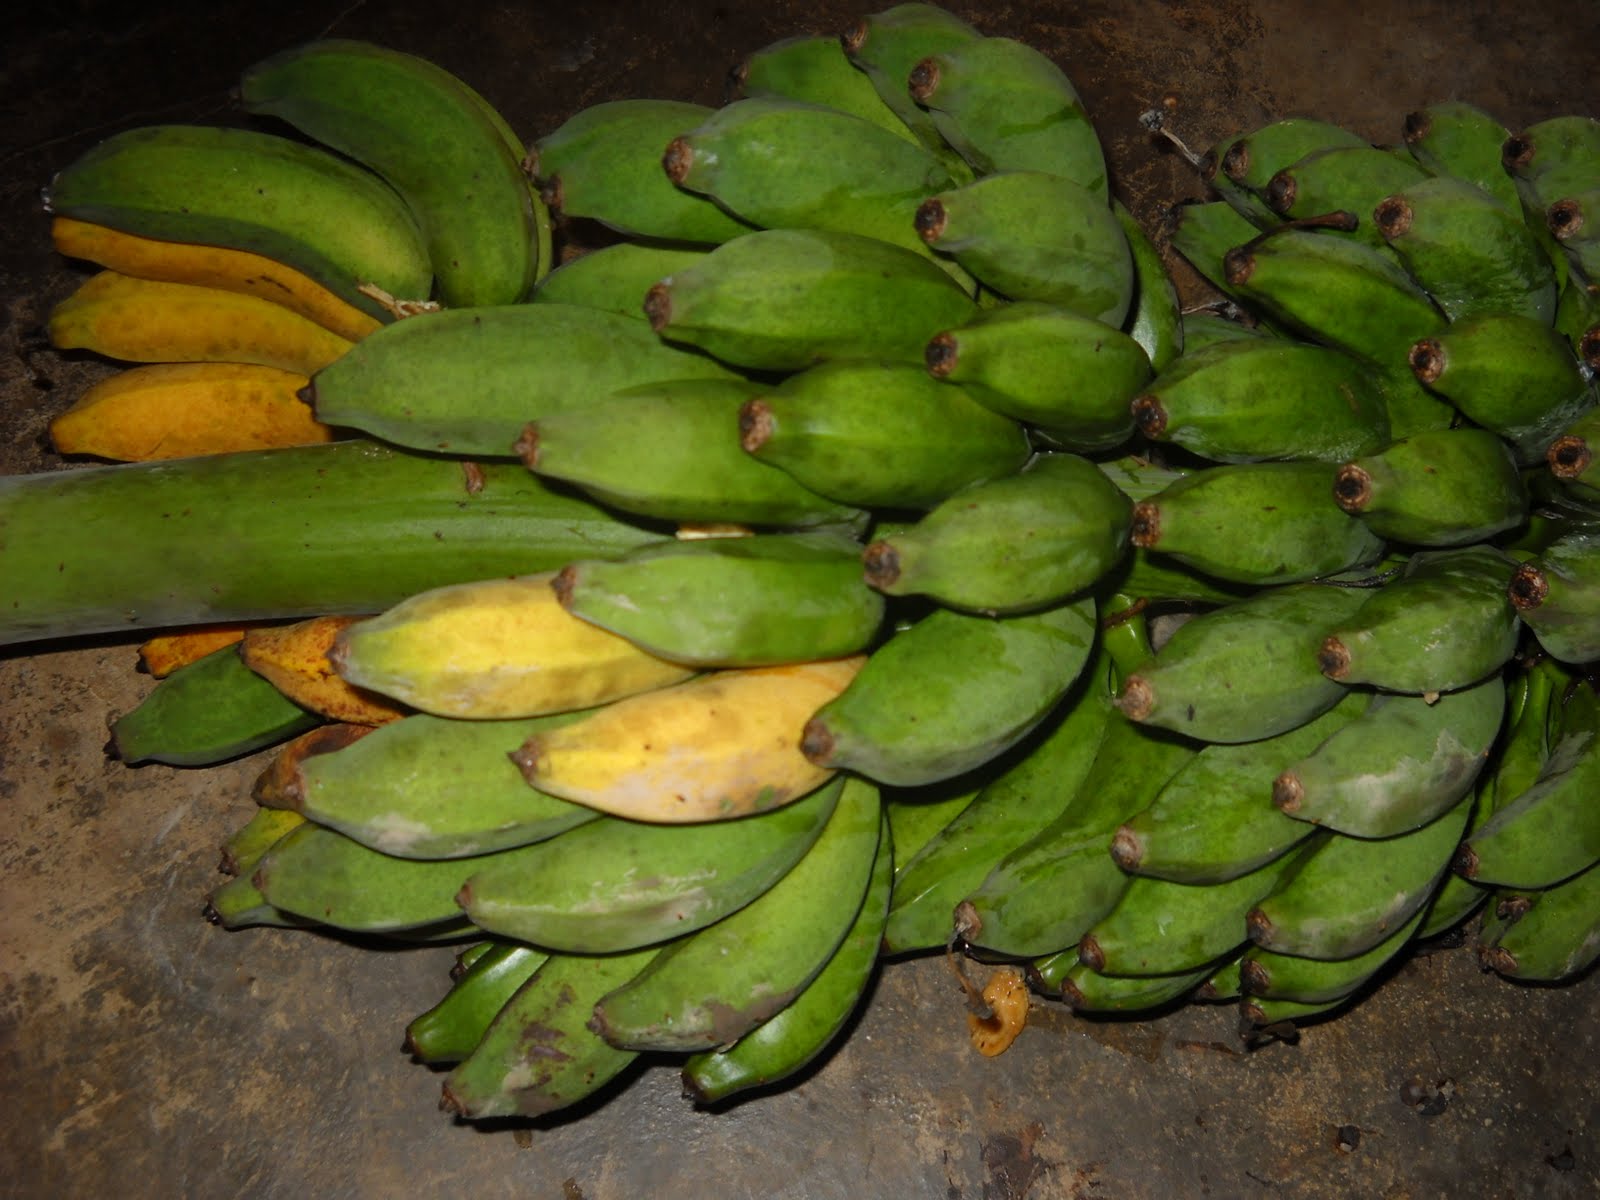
top-left (1479, 860), bottom-right (1600, 982)
top-left (591, 777), bottom-right (880, 1052)
top-left (1240, 903), bottom-right (1427, 1004)
top-left (1502, 115), bottom-right (1600, 188)
top-left (238, 39), bottom-right (539, 307)
top-left (738, 358), bottom-right (1028, 509)
top-left (519, 377), bottom-right (864, 528)
top-left (1053, 962), bottom-right (1212, 1012)
top-left (456, 776), bottom-right (843, 953)
top-left (1332, 428), bottom-right (1528, 546)
top-left (1401, 101), bottom-right (1520, 213)
top-left (1213, 118), bottom-right (1368, 200)
top-left (1111, 689), bottom-right (1371, 885)
top-left (306, 303), bottom-right (741, 457)
top-left (1240, 992), bottom-right (1352, 1028)
top-left (1546, 187), bottom-right (1600, 278)
top-left (219, 805), bottom-right (307, 877)
top-left (1274, 673), bottom-right (1507, 838)
top-left (906, 35), bottom-right (1107, 196)
top-left (1264, 144), bottom-right (1429, 243)
top-left (915, 171), bottom-right (1134, 325)
top-left (1192, 954), bottom-right (1245, 1003)
top-left (529, 242), bottom-right (708, 319)
top-left (0, 440), bottom-right (662, 647)
top-left (1129, 337), bottom-right (1390, 463)
top-left (1114, 199), bottom-right (1184, 372)
top-left (1509, 530), bottom-right (1600, 663)
top-left (110, 643), bottom-right (319, 767)
top-left (1177, 307), bottom-right (1275, 353)
top-left (554, 532), bottom-right (885, 668)
top-left (45, 123), bottom-right (432, 322)
top-left (682, 810), bottom-right (893, 1105)
top-left (1547, 406), bottom-right (1600, 498)
top-left (924, 301), bottom-right (1150, 449)
top-left (885, 786), bottom-right (978, 875)
top-left (405, 942), bottom-right (549, 1064)
top-left (206, 871), bottom-right (319, 931)
top-left (530, 99), bottom-right (756, 243)
top-left (800, 595), bottom-right (1097, 788)
top-left (646, 228), bottom-right (979, 371)
top-left (440, 944), bottom-right (661, 1120)
top-left (1317, 545), bottom-right (1523, 693)
top-left (1170, 198), bottom-right (1278, 301)
top-left (732, 33), bottom-right (917, 142)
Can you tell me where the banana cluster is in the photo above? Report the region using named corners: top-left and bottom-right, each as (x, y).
top-left (7, 2), bottom-right (1600, 1127)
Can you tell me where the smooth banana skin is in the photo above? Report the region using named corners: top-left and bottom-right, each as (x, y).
top-left (440, 944), bottom-right (662, 1121)
top-left (528, 242), bottom-right (708, 319)
top-left (1264, 144), bottom-right (1429, 245)
top-left (1213, 118), bottom-right (1368, 200)
top-left (1484, 657), bottom-right (1564, 813)
top-left (1130, 337), bottom-right (1390, 464)
top-left (205, 871), bottom-right (320, 931)
top-left (590, 777), bottom-right (880, 1052)
top-left (916, 172), bottom-right (1134, 326)
top-left (1240, 903), bottom-right (1427, 1005)
top-left (288, 711), bottom-right (600, 859)
top-left (1050, 962), bottom-right (1212, 1012)
top-left (1373, 174), bottom-right (1558, 325)
top-left (1546, 405), bottom-right (1600, 498)
top-left (1191, 954), bottom-right (1246, 1003)
top-left (1130, 461), bottom-right (1387, 587)
top-left (219, 805), bottom-right (308, 877)
top-left (1274, 673), bottom-right (1506, 838)
top-left (509, 659), bottom-right (862, 823)
top-left (885, 786), bottom-right (978, 875)
top-left (1333, 428), bottom-right (1528, 546)
top-left (1454, 680), bottom-right (1600, 889)
top-left (1114, 199), bottom-right (1184, 372)
top-left (48, 270), bottom-right (354, 375)
top-left (1178, 308), bottom-right (1275, 353)
top-left (1245, 789), bottom-right (1475, 961)
top-left (1316, 546), bottom-right (1521, 694)
top-left (801, 596), bottom-right (1098, 788)
top-left (209, 807), bottom-right (313, 930)
top-left (682, 811), bottom-right (892, 1105)
top-left (239, 616), bottom-right (407, 726)
top-left (0, 440), bottom-right (662, 647)
top-left (1510, 530), bottom-right (1600, 663)
top-left (46, 124), bottom-right (432, 322)
top-left (861, 453), bottom-right (1133, 613)
top-left (1409, 311), bottom-right (1591, 465)
top-left (554, 532), bottom-right (884, 668)
top-left (1111, 690), bottom-right (1371, 885)
top-left (907, 35), bottom-right (1107, 196)
top-left (522, 378), bottom-right (863, 528)
top-left (50, 216), bottom-right (382, 343)
top-left (530, 99), bottom-right (756, 243)
top-left (1502, 115), bottom-right (1600, 189)
top-left (456, 776), bottom-right (843, 953)
top-left (405, 942), bottom-right (549, 1064)
top-left (732, 33), bottom-right (917, 142)
top-left (1479, 859), bottom-right (1600, 982)
top-left (647, 228), bottom-right (979, 372)
top-left (924, 301), bottom-right (1150, 449)
top-left (1239, 992), bottom-right (1352, 1028)
top-left (882, 656), bottom-right (1115, 954)
top-left (110, 643), bottom-right (320, 766)
top-left (239, 39), bottom-right (539, 307)
top-left (1402, 101), bottom-right (1521, 212)
top-left (308, 302), bottom-right (741, 457)
top-left (330, 571), bottom-right (694, 720)
top-left (739, 359), bottom-right (1027, 509)
top-left (1169, 199), bottom-right (1277, 304)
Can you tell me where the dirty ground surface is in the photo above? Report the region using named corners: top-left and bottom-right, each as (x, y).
top-left (2, 1), bottom-right (1597, 1197)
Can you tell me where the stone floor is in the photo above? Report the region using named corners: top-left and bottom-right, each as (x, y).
top-left (2, 2), bottom-right (1596, 1197)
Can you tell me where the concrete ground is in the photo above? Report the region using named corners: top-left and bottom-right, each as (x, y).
top-left (2, 2), bottom-right (1596, 1197)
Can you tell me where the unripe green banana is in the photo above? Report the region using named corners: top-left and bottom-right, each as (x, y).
top-left (1111, 690), bottom-right (1371, 885)
top-left (207, 807), bottom-right (316, 930)
top-left (1245, 789), bottom-right (1475, 960)
top-left (1115, 199), bottom-right (1184, 372)
top-left (1129, 337), bottom-right (1390, 463)
top-left (1192, 954), bottom-right (1246, 1003)
top-left (1486, 658), bottom-right (1565, 813)
top-left (1240, 903), bottom-right (1427, 1004)
top-left (1114, 581), bottom-right (1374, 744)
top-left (1053, 962), bottom-right (1213, 1013)
top-left (1316, 546), bottom-right (1521, 694)
top-left (1169, 198), bottom-right (1274, 302)
top-left (682, 810), bottom-right (893, 1104)
top-left (529, 242), bottom-right (707, 319)
top-left (1130, 461), bottom-right (1387, 587)
top-left (219, 805), bottom-right (307, 877)
top-left (591, 777), bottom-right (880, 1052)
top-left (554, 532), bottom-right (885, 668)
top-left (1478, 860), bottom-right (1600, 982)
top-left (1408, 311), bottom-right (1590, 464)
top-left (738, 359), bottom-right (1027, 508)
top-left (732, 33), bottom-right (917, 142)
top-left (1509, 530), bottom-right (1600, 663)
top-left (886, 785), bottom-right (979, 874)
top-left (1401, 101), bottom-right (1520, 213)
top-left (405, 942), bottom-right (549, 1064)
top-left (646, 228), bottom-right (978, 371)
top-left (800, 595), bottom-right (1097, 788)
top-left (863, 454), bottom-right (1131, 613)
top-left (530, 99), bottom-right (755, 243)
top-left (1502, 115), bottom-right (1600, 188)
top-left (1373, 174), bottom-right (1558, 325)
top-left (1546, 187), bottom-right (1600, 278)
top-left (1240, 992), bottom-right (1354, 1029)
top-left (519, 378), bottom-right (864, 527)
top-left (45, 124), bottom-right (432, 322)
top-left (1264, 144), bottom-right (1429, 244)
top-left (457, 776), bottom-right (842, 953)
top-left (306, 303), bottom-right (741, 457)
top-left (907, 35), bottom-right (1107, 196)
top-left (1274, 673), bottom-right (1506, 838)
top-left (1332, 427), bottom-right (1528, 546)
top-left (1213, 118), bottom-right (1368, 199)
top-left (925, 301), bottom-right (1149, 449)
top-left (1178, 307), bottom-right (1275, 353)
top-left (915, 171), bottom-right (1133, 325)
top-left (1546, 405), bottom-right (1600, 498)
top-left (238, 39), bottom-right (539, 307)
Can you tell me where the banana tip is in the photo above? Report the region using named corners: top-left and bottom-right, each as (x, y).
top-left (1479, 945), bottom-right (1519, 976)
top-left (514, 421), bottom-right (542, 468)
top-left (861, 539), bottom-right (901, 591)
top-left (839, 19), bottom-right (868, 56)
top-left (1220, 139), bottom-right (1250, 183)
top-left (738, 398), bottom-right (774, 453)
top-left (1244, 907), bottom-right (1274, 947)
top-left (1130, 394), bottom-right (1167, 439)
top-left (507, 738), bottom-right (544, 783)
top-left (1579, 324), bottom-right (1600, 372)
top-left (1547, 435), bottom-right (1592, 481)
top-left (914, 198), bottom-right (948, 244)
top-left (1108, 824), bottom-right (1144, 870)
top-left (551, 565), bottom-right (579, 608)
top-left (799, 717), bottom-right (835, 766)
top-left (1331, 465), bottom-right (1372, 514)
top-left (1401, 110), bottom-right (1431, 145)
top-left (1271, 771), bottom-right (1304, 814)
top-left (1238, 959), bottom-right (1272, 997)
top-left (1222, 246), bottom-right (1255, 288)
top-left (907, 56), bottom-right (940, 102)
top-left (643, 282), bottom-right (672, 331)
top-left (1508, 562), bottom-right (1549, 612)
top-left (662, 136), bottom-right (694, 185)
top-left (1316, 636), bottom-right (1351, 681)
top-left (1264, 169), bottom-right (1296, 215)
top-left (925, 332), bottom-right (959, 378)
top-left (1451, 842), bottom-right (1479, 880)
top-left (952, 899), bottom-right (982, 945)
top-left (1374, 195), bottom-right (1413, 240)
top-left (1129, 501), bottom-right (1161, 549)
top-left (1076, 935), bottom-right (1105, 972)
top-left (1408, 338), bottom-right (1444, 385)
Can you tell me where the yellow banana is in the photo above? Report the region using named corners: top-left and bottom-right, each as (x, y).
top-left (329, 571), bottom-right (695, 719)
top-left (51, 216), bottom-right (381, 343)
top-left (49, 270), bottom-right (354, 375)
top-left (508, 656), bottom-right (865, 823)
top-left (48, 362), bottom-right (334, 461)
top-left (239, 615), bottom-right (409, 726)
top-left (138, 622), bottom-right (270, 677)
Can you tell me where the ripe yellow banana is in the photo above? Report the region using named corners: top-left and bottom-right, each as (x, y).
top-left (239, 615), bottom-right (409, 725)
